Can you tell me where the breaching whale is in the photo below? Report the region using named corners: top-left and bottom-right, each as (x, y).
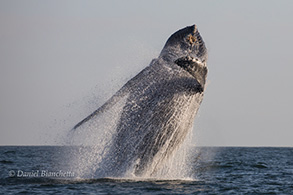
top-left (72, 25), bottom-right (208, 177)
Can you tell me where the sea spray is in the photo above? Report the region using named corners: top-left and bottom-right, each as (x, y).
top-left (68, 94), bottom-right (129, 178)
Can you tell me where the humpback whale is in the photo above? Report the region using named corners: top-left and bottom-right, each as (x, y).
top-left (72, 25), bottom-right (208, 177)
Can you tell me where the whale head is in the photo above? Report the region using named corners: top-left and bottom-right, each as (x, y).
top-left (159, 25), bottom-right (208, 88)
top-left (159, 25), bottom-right (207, 65)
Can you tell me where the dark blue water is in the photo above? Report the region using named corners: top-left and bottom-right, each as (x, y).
top-left (1, 146), bottom-right (292, 194)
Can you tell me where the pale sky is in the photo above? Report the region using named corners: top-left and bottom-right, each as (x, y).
top-left (1, 0), bottom-right (292, 146)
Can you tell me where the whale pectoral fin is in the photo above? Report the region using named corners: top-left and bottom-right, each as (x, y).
top-left (72, 66), bottom-right (153, 131)
top-left (71, 92), bottom-right (126, 130)
top-left (71, 88), bottom-right (129, 130)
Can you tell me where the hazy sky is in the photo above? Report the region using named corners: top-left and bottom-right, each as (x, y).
top-left (1, 0), bottom-right (293, 146)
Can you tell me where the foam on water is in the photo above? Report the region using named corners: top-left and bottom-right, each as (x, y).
top-left (2, 147), bottom-right (293, 194)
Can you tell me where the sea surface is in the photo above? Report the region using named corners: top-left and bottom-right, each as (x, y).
top-left (0, 146), bottom-right (292, 194)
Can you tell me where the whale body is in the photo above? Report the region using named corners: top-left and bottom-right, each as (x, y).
top-left (72, 25), bottom-right (208, 177)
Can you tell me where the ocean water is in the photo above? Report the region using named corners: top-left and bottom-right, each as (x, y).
top-left (0, 146), bottom-right (292, 194)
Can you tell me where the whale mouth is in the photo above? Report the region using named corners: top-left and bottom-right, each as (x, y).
top-left (175, 55), bottom-right (208, 89)
top-left (174, 56), bottom-right (207, 74)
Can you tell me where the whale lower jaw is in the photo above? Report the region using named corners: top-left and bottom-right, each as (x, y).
top-left (174, 56), bottom-right (208, 90)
